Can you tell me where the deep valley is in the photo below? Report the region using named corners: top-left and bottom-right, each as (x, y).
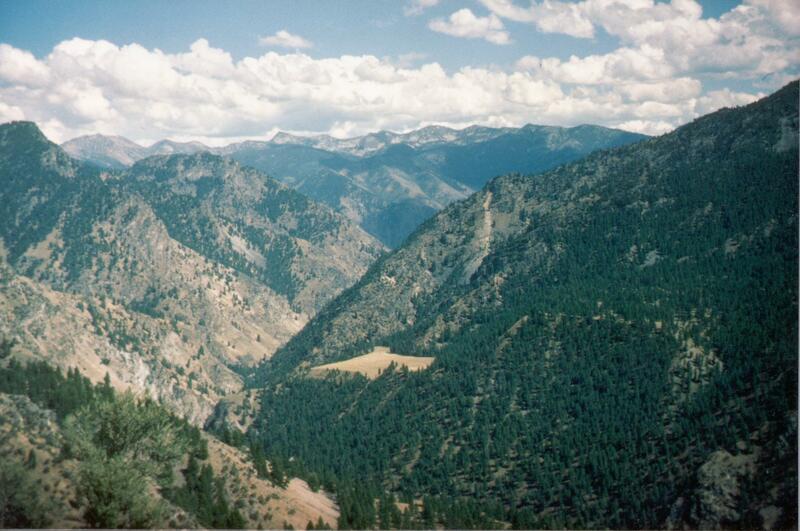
top-left (0, 78), bottom-right (797, 529)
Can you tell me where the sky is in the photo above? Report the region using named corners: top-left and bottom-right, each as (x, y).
top-left (0, 0), bottom-right (798, 145)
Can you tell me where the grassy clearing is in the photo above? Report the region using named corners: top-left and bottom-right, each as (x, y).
top-left (309, 346), bottom-right (434, 380)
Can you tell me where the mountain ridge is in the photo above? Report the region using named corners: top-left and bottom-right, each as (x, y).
top-left (245, 81), bottom-right (799, 529)
top-left (0, 121), bottom-right (382, 424)
top-left (61, 122), bottom-right (644, 164)
top-left (59, 123), bottom-right (646, 248)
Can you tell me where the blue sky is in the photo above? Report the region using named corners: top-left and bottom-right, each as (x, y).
top-left (1, 0), bottom-right (614, 69)
top-left (0, 0), bottom-right (740, 70)
top-left (0, 0), bottom-right (797, 143)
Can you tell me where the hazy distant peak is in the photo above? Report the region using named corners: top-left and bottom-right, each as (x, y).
top-left (60, 134), bottom-right (212, 168)
top-left (58, 122), bottom-right (649, 169)
top-left (147, 139), bottom-right (209, 155)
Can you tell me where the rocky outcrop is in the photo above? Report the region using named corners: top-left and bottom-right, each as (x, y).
top-left (0, 122), bottom-right (383, 424)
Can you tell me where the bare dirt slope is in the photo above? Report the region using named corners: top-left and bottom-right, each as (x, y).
top-left (205, 436), bottom-right (339, 529)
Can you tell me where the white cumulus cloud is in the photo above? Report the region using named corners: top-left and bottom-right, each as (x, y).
top-left (0, 44), bottom-right (51, 87)
top-left (480, 0), bottom-right (595, 38)
top-left (0, 33), bottom-right (787, 145)
top-left (429, 9), bottom-right (512, 44)
top-left (259, 30), bottom-right (313, 49)
top-left (485, 0), bottom-right (800, 81)
top-left (404, 0), bottom-right (440, 16)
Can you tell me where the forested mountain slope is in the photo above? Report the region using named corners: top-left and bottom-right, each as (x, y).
top-left (248, 82), bottom-right (799, 529)
top-left (122, 153), bottom-right (381, 315)
top-left (0, 122), bottom-right (381, 422)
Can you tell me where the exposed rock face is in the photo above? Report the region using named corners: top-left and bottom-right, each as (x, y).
top-left (667, 413), bottom-right (798, 530)
top-left (204, 389), bottom-right (260, 434)
top-left (691, 450), bottom-right (758, 527)
top-left (0, 121), bottom-right (383, 424)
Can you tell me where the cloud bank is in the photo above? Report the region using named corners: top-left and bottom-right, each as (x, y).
top-left (485, 0), bottom-right (799, 84)
top-left (0, 0), bottom-right (796, 144)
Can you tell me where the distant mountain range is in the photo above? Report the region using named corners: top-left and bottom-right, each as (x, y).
top-left (61, 124), bottom-right (553, 165)
top-left (262, 124), bottom-right (519, 157)
top-left (63, 124), bottom-right (647, 247)
top-left (62, 134), bottom-right (208, 167)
